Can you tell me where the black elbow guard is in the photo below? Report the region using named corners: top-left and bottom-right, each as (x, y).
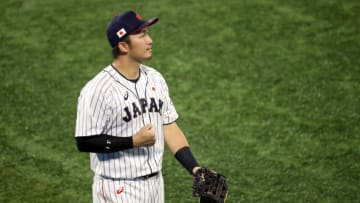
top-left (75, 135), bottom-right (133, 153)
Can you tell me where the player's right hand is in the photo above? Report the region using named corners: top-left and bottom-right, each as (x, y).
top-left (133, 124), bottom-right (156, 147)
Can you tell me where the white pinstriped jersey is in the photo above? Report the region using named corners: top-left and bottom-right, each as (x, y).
top-left (75, 64), bottom-right (178, 179)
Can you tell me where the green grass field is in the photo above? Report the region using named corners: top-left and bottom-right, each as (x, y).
top-left (1, 0), bottom-right (359, 202)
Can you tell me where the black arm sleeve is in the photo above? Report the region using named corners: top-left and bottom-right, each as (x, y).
top-left (76, 134), bottom-right (133, 153)
top-left (175, 146), bottom-right (199, 174)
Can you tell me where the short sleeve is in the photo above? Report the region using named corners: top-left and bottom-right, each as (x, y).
top-left (159, 77), bottom-right (179, 125)
top-left (75, 87), bottom-right (111, 137)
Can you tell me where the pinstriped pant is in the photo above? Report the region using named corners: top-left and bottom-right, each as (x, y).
top-left (92, 173), bottom-right (164, 203)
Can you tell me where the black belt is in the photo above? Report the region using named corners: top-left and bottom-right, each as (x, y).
top-left (99, 172), bottom-right (159, 180)
top-left (138, 172), bottom-right (159, 179)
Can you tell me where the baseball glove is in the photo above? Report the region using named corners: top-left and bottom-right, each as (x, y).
top-left (193, 167), bottom-right (228, 203)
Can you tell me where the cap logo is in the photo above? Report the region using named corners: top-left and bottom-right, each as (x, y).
top-left (136, 13), bottom-right (142, 20)
top-left (116, 28), bottom-right (127, 38)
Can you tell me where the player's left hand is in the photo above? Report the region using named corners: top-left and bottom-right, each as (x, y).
top-left (192, 167), bottom-right (228, 203)
top-left (192, 166), bottom-right (202, 175)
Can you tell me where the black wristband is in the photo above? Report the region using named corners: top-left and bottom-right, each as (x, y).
top-left (174, 146), bottom-right (199, 174)
top-left (76, 134), bottom-right (133, 153)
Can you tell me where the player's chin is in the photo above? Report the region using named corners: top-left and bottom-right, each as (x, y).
top-left (143, 53), bottom-right (153, 60)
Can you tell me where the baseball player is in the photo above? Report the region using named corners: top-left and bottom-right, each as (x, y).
top-left (75, 10), bottom-right (202, 202)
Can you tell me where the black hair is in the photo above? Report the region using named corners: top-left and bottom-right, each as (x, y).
top-left (112, 35), bottom-right (131, 59)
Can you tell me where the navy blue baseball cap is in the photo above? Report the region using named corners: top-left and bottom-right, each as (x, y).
top-left (106, 10), bottom-right (159, 47)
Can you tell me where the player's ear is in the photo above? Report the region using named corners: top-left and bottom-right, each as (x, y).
top-left (118, 41), bottom-right (129, 54)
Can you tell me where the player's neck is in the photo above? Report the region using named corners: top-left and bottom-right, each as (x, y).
top-left (112, 57), bottom-right (140, 80)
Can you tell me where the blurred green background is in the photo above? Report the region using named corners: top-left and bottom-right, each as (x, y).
top-left (1, 0), bottom-right (359, 202)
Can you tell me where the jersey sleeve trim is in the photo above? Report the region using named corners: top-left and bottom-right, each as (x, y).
top-left (163, 118), bottom-right (178, 125)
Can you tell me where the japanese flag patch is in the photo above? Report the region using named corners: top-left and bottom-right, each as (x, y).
top-left (116, 28), bottom-right (127, 38)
